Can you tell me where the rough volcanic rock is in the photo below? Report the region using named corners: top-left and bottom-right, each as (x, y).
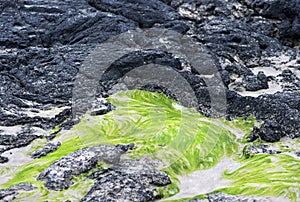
top-left (37, 144), bottom-right (134, 190)
top-left (248, 92), bottom-right (300, 142)
top-left (245, 0), bottom-right (300, 43)
top-left (243, 71), bottom-right (268, 91)
top-left (0, 133), bottom-right (38, 152)
top-left (87, 0), bottom-right (180, 28)
top-left (90, 97), bottom-right (114, 116)
top-left (0, 0), bottom-right (137, 128)
top-left (30, 142), bottom-right (61, 159)
top-left (1, 0), bottom-right (299, 144)
top-left (242, 139), bottom-right (300, 161)
top-left (0, 125), bottom-right (42, 161)
top-left (0, 156), bottom-right (9, 164)
top-left (0, 0), bottom-right (137, 159)
top-left (225, 91), bottom-right (300, 142)
top-left (82, 157), bottom-right (171, 202)
top-left (244, 144), bottom-right (282, 156)
top-left (0, 183), bottom-right (36, 202)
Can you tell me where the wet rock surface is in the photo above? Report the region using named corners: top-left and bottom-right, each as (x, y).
top-left (245, 144), bottom-right (282, 156)
top-left (0, 0), bottom-right (299, 146)
top-left (30, 142), bottom-right (61, 159)
top-left (37, 144), bottom-right (133, 190)
top-left (244, 139), bottom-right (300, 160)
top-left (90, 97), bottom-right (114, 116)
top-left (87, 0), bottom-right (180, 28)
top-left (0, 0), bottom-right (300, 201)
top-left (0, 0), bottom-right (136, 126)
top-left (0, 183), bottom-right (36, 202)
top-left (82, 157), bottom-right (171, 202)
top-left (244, 0), bottom-right (300, 47)
top-left (0, 125), bottom-right (42, 161)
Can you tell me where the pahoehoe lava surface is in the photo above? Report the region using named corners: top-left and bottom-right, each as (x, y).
top-left (0, 0), bottom-right (300, 201)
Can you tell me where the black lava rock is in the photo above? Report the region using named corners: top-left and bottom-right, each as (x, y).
top-left (37, 144), bottom-right (133, 190)
top-left (0, 183), bottom-right (36, 201)
top-left (31, 142), bottom-right (61, 159)
top-left (82, 158), bottom-right (171, 202)
top-left (0, 156), bottom-right (9, 163)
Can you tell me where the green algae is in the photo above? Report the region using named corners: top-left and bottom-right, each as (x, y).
top-left (16, 176), bottom-right (95, 202)
top-left (1, 135), bottom-right (84, 188)
top-left (219, 154), bottom-right (300, 201)
top-left (222, 115), bottom-right (262, 143)
top-left (26, 138), bottom-right (48, 155)
top-left (3, 161), bottom-right (105, 201)
top-left (164, 154), bottom-right (300, 202)
top-left (1, 90), bottom-right (299, 201)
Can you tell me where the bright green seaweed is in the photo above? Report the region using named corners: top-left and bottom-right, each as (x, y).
top-left (0, 90), bottom-right (299, 201)
top-left (220, 154), bottom-right (300, 201)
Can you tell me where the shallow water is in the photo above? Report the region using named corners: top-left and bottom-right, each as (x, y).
top-left (165, 158), bottom-right (240, 200)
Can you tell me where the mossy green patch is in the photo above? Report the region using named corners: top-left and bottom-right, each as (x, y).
top-left (16, 176), bottom-right (95, 202)
top-left (67, 90), bottom-right (238, 177)
top-left (222, 115), bottom-right (262, 143)
top-left (219, 154), bottom-right (300, 201)
top-left (1, 135), bottom-right (84, 189)
top-left (1, 90), bottom-right (299, 202)
top-left (1, 90), bottom-right (239, 200)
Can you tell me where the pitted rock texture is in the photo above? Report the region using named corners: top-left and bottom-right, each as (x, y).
top-left (0, 0), bottom-right (136, 128)
top-left (0, 128), bottom-right (39, 153)
top-left (87, 0), bottom-right (180, 28)
top-left (0, 183), bottom-right (36, 202)
top-left (1, 0), bottom-right (300, 146)
top-left (244, 0), bottom-right (300, 46)
top-left (245, 144), bottom-right (282, 156)
top-left (30, 142), bottom-right (61, 159)
top-left (0, 125), bottom-right (41, 161)
top-left (245, 92), bottom-right (300, 142)
top-left (90, 97), bottom-right (115, 116)
top-left (82, 158), bottom-right (171, 202)
top-left (0, 0), bottom-right (135, 159)
top-left (244, 140), bottom-right (300, 159)
top-left (37, 144), bottom-right (134, 190)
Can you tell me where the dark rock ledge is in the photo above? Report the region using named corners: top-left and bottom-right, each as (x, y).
top-left (82, 157), bottom-right (171, 202)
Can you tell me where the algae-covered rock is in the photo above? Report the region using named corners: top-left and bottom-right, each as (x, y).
top-left (0, 183), bottom-right (36, 202)
top-left (31, 142), bottom-right (61, 159)
top-left (37, 144), bottom-right (133, 190)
